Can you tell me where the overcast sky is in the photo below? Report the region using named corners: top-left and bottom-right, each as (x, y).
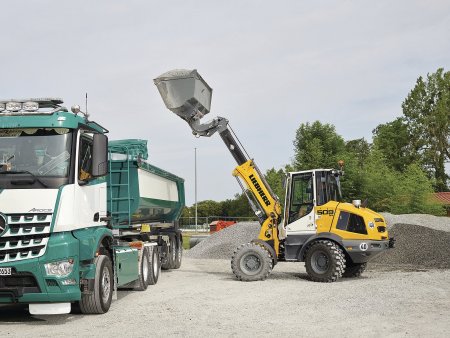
top-left (1, 1), bottom-right (449, 205)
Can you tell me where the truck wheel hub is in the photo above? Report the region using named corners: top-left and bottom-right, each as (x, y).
top-left (101, 268), bottom-right (111, 303)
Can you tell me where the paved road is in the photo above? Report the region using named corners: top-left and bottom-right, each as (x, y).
top-left (1, 258), bottom-right (449, 337)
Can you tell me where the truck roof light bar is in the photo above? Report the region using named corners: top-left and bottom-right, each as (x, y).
top-left (0, 98), bottom-right (66, 114)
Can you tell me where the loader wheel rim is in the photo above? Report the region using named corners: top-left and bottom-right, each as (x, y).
top-left (240, 253), bottom-right (262, 275)
top-left (101, 267), bottom-right (111, 303)
top-left (311, 251), bottom-right (329, 274)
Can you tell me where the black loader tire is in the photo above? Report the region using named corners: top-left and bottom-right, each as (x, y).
top-left (134, 247), bottom-right (150, 291)
top-left (305, 240), bottom-right (346, 283)
top-left (343, 261), bottom-right (367, 278)
top-left (231, 242), bottom-right (273, 282)
top-left (148, 246), bottom-right (161, 285)
top-left (79, 255), bottom-right (113, 314)
top-left (172, 235), bottom-right (182, 269)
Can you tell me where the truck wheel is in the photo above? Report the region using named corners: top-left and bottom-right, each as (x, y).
top-left (161, 237), bottom-right (175, 270)
top-left (148, 246), bottom-right (161, 285)
top-left (172, 235), bottom-right (182, 269)
top-left (305, 240), bottom-right (346, 283)
top-left (343, 261), bottom-right (367, 278)
top-left (79, 255), bottom-right (113, 314)
top-left (134, 247), bottom-right (150, 291)
top-left (231, 242), bottom-right (273, 282)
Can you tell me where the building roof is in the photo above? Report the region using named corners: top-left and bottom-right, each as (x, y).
top-left (433, 192), bottom-right (450, 205)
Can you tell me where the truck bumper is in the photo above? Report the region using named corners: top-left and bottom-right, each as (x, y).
top-left (0, 232), bottom-right (81, 304)
top-left (343, 239), bottom-right (392, 264)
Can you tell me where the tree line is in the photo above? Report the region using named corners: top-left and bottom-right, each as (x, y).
top-left (183, 68), bottom-right (449, 218)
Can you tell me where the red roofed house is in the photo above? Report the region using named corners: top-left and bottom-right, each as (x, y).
top-left (434, 192), bottom-right (450, 216)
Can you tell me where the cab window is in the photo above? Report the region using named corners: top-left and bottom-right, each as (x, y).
top-left (79, 136), bottom-right (93, 181)
top-left (336, 211), bottom-right (367, 235)
top-left (288, 173), bottom-right (313, 223)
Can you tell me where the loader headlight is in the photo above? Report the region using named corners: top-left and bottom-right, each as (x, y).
top-left (44, 259), bottom-right (74, 277)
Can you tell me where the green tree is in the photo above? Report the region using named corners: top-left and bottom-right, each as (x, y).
top-left (359, 150), bottom-right (398, 212)
top-left (220, 193), bottom-right (254, 218)
top-left (372, 118), bottom-right (416, 172)
top-left (265, 167), bottom-right (287, 206)
top-left (293, 121), bottom-right (345, 171)
top-left (345, 138), bottom-right (371, 168)
top-left (194, 200), bottom-right (222, 217)
top-left (402, 68), bottom-right (450, 191)
top-left (391, 163), bottom-right (444, 215)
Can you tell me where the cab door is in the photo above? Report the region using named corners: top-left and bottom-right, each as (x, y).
top-left (285, 172), bottom-right (316, 235)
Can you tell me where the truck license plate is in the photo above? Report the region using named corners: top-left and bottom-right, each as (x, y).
top-left (0, 267), bottom-right (12, 276)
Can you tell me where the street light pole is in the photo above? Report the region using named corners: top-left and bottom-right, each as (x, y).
top-left (195, 147), bottom-right (198, 232)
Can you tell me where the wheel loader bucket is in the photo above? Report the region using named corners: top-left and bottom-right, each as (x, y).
top-left (153, 69), bottom-right (212, 121)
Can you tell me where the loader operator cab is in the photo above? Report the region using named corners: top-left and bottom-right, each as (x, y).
top-left (287, 169), bottom-right (342, 224)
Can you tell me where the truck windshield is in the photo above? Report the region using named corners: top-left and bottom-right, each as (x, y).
top-left (0, 128), bottom-right (72, 179)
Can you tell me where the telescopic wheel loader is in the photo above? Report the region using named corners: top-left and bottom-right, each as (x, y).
top-left (154, 69), bottom-right (395, 282)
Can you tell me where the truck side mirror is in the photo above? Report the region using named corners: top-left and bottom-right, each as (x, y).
top-left (92, 134), bottom-right (108, 177)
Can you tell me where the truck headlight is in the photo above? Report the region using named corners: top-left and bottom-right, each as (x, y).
top-left (44, 259), bottom-right (74, 277)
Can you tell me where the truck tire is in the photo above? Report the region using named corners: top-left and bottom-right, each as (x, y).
top-left (172, 235), bottom-right (182, 269)
top-left (148, 246), bottom-right (161, 285)
top-left (343, 261), bottom-right (367, 278)
top-left (161, 236), bottom-right (175, 270)
top-left (79, 255), bottom-right (113, 314)
top-left (231, 242), bottom-right (273, 282)
top-left (305, 240), bottom-right (346, 283)
top-left (134, 247), bottom-right (150, 291)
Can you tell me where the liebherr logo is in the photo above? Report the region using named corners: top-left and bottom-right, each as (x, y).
top-left (249, 174), bottom-right (271, 206)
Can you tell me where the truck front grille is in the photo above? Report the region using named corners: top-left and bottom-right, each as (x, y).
top-left (0, 214), bottom-right (52, 263)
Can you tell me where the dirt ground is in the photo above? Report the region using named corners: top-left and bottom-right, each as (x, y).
top-left (1, 258), bottom-right (449, 337)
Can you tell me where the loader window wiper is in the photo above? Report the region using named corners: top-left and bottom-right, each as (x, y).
top-left (0, 170), bottom-right (49, 188)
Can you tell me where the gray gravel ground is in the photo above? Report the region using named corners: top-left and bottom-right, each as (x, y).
top-left (1, 258), bottom-right (449, 337)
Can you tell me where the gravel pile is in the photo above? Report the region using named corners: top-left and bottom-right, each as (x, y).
top-left (371, 213), bottom-right (450, 268)
top-left (186, 214), bottom-right (450, 269)
top-left (185, 222), bottom-right (260, 259)
top-left (381, 212), bottom-right (450, 231)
